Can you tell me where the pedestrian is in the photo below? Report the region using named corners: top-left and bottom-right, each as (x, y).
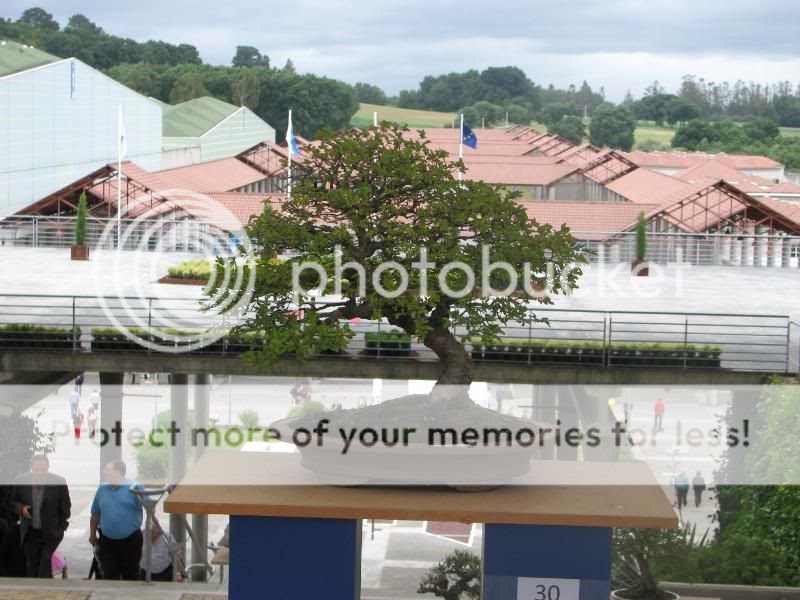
top-left (140, 518), bottom-right (175, 582)
top-left (72, 408), bottom-right (84, 439)
top-left (692, 471), bottom-right (707, 507)
top-left (89, 389), bottom-right (101, 411)
top-left (75, 373), bottom-right (85, 395)
top-left (623, 398), bottom-right (634, 427)
top-left (51, 550), bottom-right (68, 578)
top-left (12, 455), bottom-right (72, 578)
top-left (0, 522), bottom-right (28, 577)
top-left (674, 471), bottom-right (689, 508)
top-left (89, 460), bottom-right (144, 581)
top-left (68, 387), bottom-right (80, 420)
top-left (87, 405), bottom-right (98, 439)
top-left (654, 398), bottom-right (665, 431)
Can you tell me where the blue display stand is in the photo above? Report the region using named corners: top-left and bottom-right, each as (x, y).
top-left (164, 451), bottom-right (676, 600)
top-left (230, 515), bottom-right (361, 600)
top-left (483, 524), bottom-right (612, 600)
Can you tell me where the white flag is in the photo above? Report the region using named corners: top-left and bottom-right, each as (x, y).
top-left (118, 105), bottom-right (127, 159)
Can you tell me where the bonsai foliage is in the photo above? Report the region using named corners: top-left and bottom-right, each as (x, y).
top-left (418, 549), bottom-right (480, 600)
top-left (75, 191), bottom-right (88, 246)
top-left (217, 124), bottom-right (584, 391)
top-left (635, 212), bottom-right (647, 262)
top-left (613, 526), bottom-right (699, 599)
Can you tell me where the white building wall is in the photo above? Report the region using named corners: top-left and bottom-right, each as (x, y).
top-left (0, 58), bottom-right (162, 218)
top-left (199, 107), bottom-right (275, 163)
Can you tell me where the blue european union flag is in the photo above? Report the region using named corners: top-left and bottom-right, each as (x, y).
top-left (462, 124), bottom-right (477, 149)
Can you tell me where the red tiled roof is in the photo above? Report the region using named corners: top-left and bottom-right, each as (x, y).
top-left (519, 200), bottom-right (661, 239)
top-left (757, 197), bottom-right (800, 228)
top-left (674, 158), bottom-right (748, 184)
top-left (606, 167), bottom-right (701, 205)
top-left (152, 157), bottom-right (266, 192)
top-left (624, 151), bottom-right (782, 171)
top-left (136, 192), bottom-right (286, 230)
top-left (462, 161), bottom-right (579, 186)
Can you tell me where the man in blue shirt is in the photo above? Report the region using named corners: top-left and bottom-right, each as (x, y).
top-left (89, 460), bottom-right (143, 580)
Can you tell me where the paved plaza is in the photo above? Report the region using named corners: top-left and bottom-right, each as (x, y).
top-left (0, 247), bottom-right (798, 320)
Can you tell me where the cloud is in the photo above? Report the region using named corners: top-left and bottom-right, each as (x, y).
top-left (4, 0), bottom-right (800, 100)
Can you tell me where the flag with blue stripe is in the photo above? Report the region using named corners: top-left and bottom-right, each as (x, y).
top-left (286, 111), bottom-right (301, 156)
top-left (462, 124), bottom-right (477, 149)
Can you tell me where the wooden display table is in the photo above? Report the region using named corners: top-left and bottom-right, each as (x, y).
top-left (166, 450), bottom-right (677, 599)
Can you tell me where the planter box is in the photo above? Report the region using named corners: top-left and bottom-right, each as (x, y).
top-left (631, 259), bottom-right (649, 276)
top-left (71, 244), bottom-right (89, 261)
top-left (0, 329), bottom-right (75, 351)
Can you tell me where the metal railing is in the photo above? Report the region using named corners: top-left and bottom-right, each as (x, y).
top-left (574, 231), bottom-right (800, 268)
top-left (0, 215), bottom-right (243, 253)
top-left (2, 216), bottom-right (799, 269)
top-left (0, 294), bottom-right (794, 373)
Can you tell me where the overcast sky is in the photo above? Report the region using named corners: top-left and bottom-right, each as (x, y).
top-left (5, 0), bottom-right (800, 101)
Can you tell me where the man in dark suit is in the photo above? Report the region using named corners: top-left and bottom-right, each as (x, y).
top-left (12, 455), bottom-right (71, 577)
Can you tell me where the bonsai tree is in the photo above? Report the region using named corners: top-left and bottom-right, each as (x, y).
top-left (613, 525), bottom-right (706, 599)
top-left (216, 123), bottom-right (584, 401)
top-left (75, 191), bottom-right (88, 247)
top-left (418, 549), bottom-right (480, 600)
top-left (635, 212), bottom-right (647, 263)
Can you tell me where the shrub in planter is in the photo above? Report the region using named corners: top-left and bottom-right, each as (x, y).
top-left (134, 443), bottom-right (169, 482)
top-left (0, 324), bottom-right (77, 351)
top-left (364, 329), bottom-right (412, 357)
top-left (239, 409), bottom-right (259, 429)
top-left (90, 327), bottom-right (150, 352)
top-left (165, 259), bottom-right (212, 282)
top-left (71, 191), bottom-right (89, 261)
top-left (632, 212), bottom-right (649, 276)
top-left (287, 401), bottom-right (326, 419)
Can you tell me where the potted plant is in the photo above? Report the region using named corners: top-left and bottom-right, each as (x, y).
top-left (210, 123), bottom-right (586, 485)
top-left (71, 191), bottom-right (89, 260)
top-left (632, 212), bottom-right (648, 276)
top-left (612, 528), bottom-right (681, 599)
top-left (418, 550), bottom-right (481, 600)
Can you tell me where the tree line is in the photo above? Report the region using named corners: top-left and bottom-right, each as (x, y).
top-left (0, 8), bottom-right (358, 139)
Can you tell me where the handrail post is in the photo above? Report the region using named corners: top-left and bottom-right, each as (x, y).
top-left (147, 298), bottom-right (153, 355)
top-left (606, 316), bottom-right (612, 368)
top-left (527, 312), bottom-right (532, 365)
top-left (683, 316), bottom-right (689, 370)
top-left (786, 320), bottom-right (792, 374)
top-left (376, 319), bottom-right (381, 358)
top-left (72, 296), bottom-right (77, 352)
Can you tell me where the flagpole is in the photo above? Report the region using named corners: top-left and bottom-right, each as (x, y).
top-left (287, 109), bottom-right (292, 201)
top-left (458, 113), bottom-right (464, 181)
top-left (117, 104), bottom-right (122, 249)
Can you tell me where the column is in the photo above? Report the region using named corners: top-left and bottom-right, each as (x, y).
top-left (98, 372), bottom-right (124, 481)
top-left (744, 230), bottom-right (755, 266)
top-left (732, 237), bottom-right (743, 266)
top-left (608, 243), bottom-right (620, 264)
top-left (754, 229), bottom-right (767, 267)
top-left (769, 235), bottom-right (783, 268)
top-left (597, 243), bottom-right (606, 264)
top-left (170, 373), bottom-right (189, 567)
top-left (721, 234), bottom-right (732, 263)
top-left (784, 240), bottom-right (796, 268)
top-left (191, 374), bottom-right (210, 581)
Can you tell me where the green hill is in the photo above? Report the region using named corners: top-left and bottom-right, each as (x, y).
top-left (352, 103), bottom-right (457, 128)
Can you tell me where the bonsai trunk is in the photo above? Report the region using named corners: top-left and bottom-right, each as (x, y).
top-left (424, 326), bottom-right (473, 402)
top-left (632, 550), bottom-right (661, 599)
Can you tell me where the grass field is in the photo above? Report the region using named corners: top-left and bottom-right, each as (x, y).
top-left (633, 124), bottom-right (676, 147)
top-left (352, 103), bottom-right (457, 128)
top-left (780, 126), bottom-right (800, 138)
top-left (352, 104), bottom-right (800, 147)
